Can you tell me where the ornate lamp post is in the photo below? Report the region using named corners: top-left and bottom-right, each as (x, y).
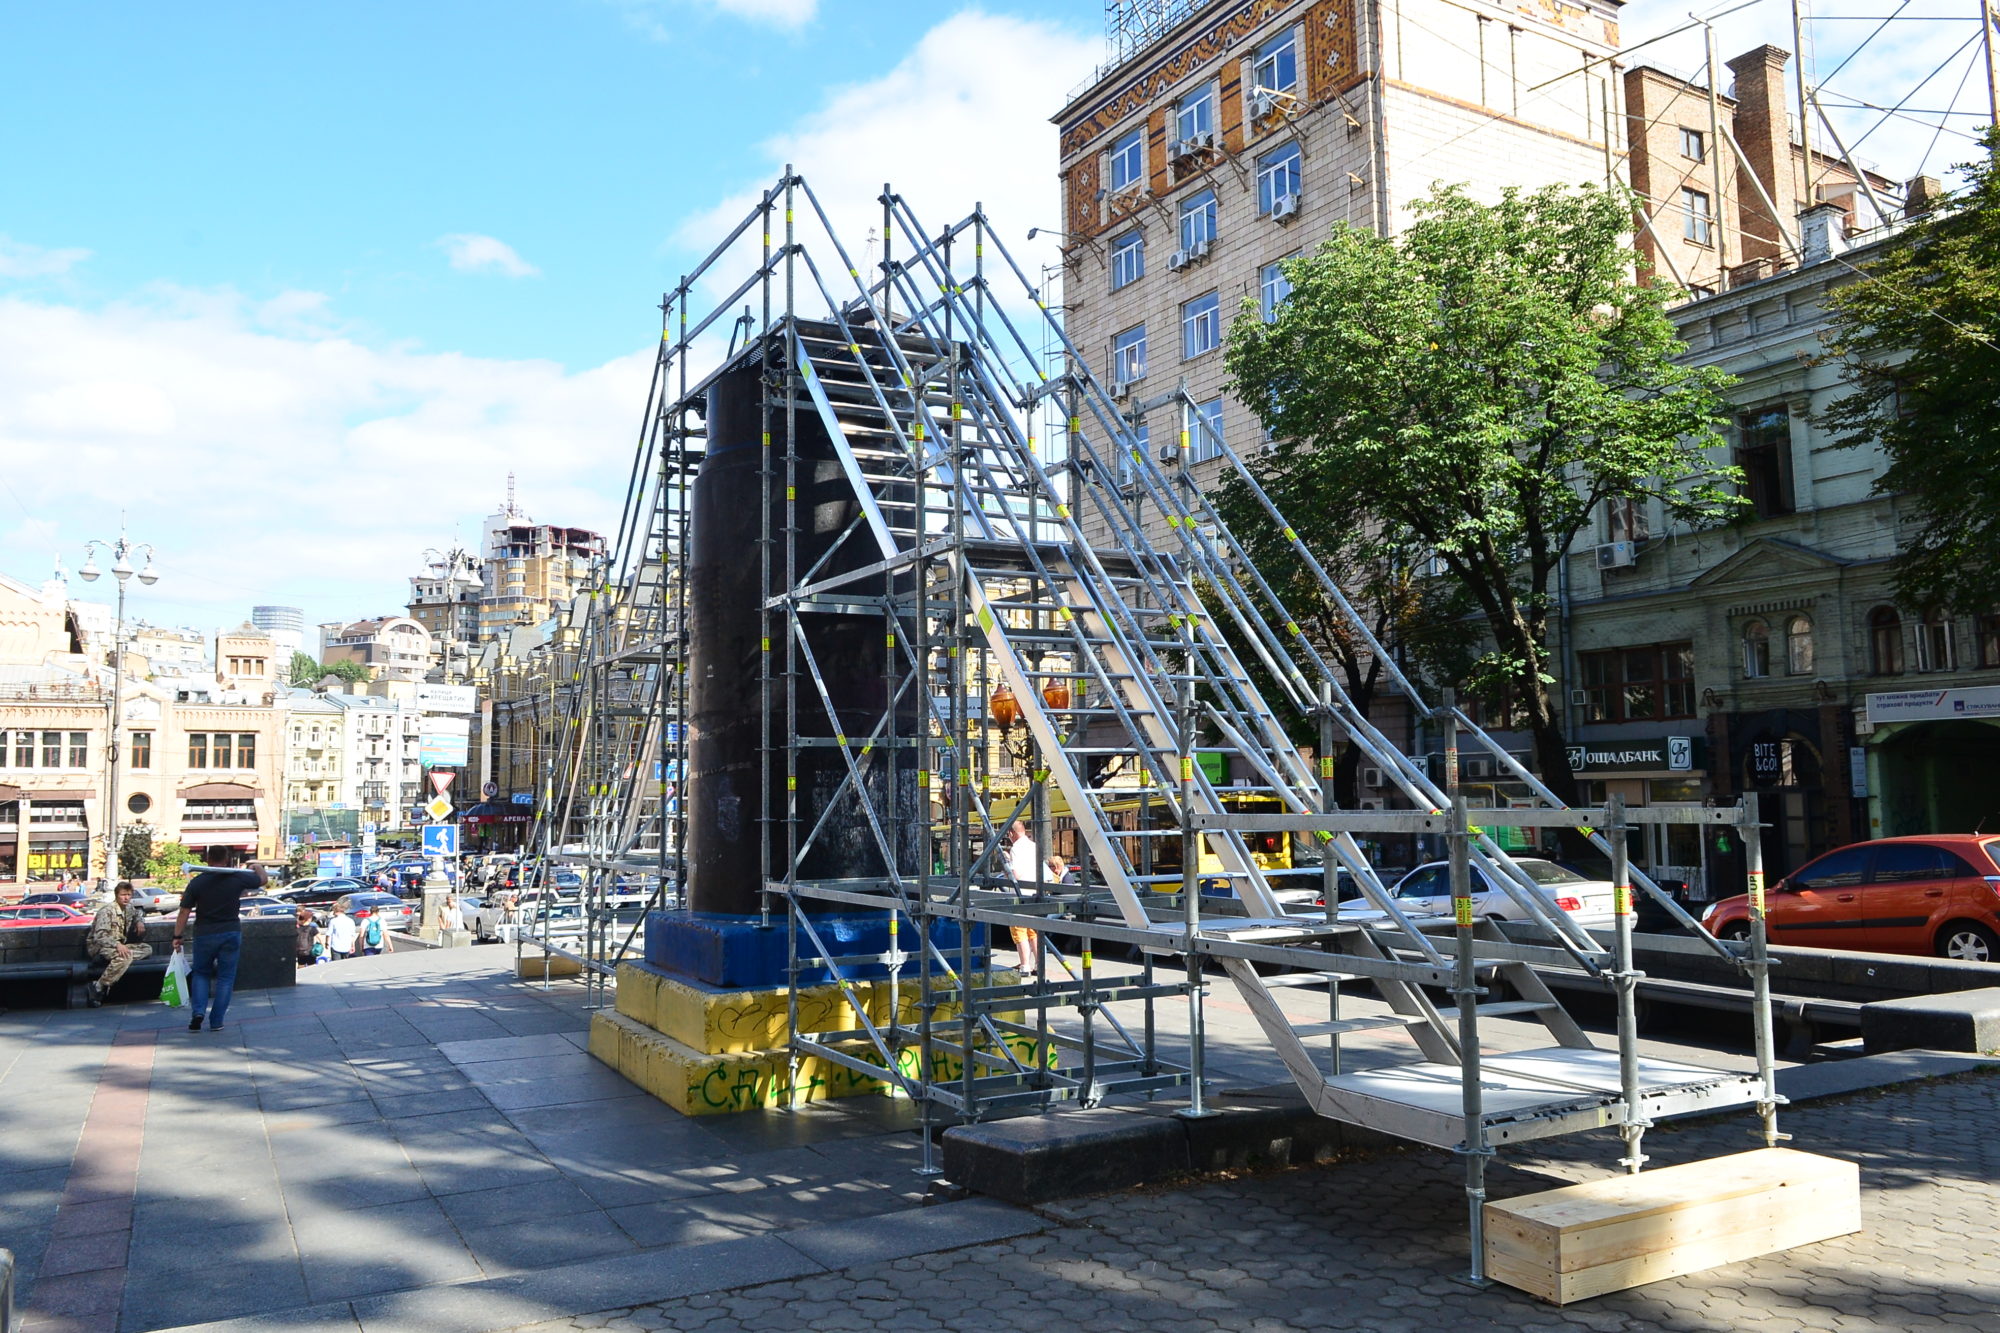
top-left (79, 530), bottom-right (159, 894)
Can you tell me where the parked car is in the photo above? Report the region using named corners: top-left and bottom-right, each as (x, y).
top-left (332, 892), bottom-right (416, 932)
top-left (1703, 835), bottom-right (2000, 961)
top-left (0, 904), bottom-right (93, 928)
top-left (1346, 857), bottom-right (1618, 930)
top-left (278, 877), bottom-right (368, 908)
top-left (129, 884), bottom-right (181, 915)
top-left (239, 895), bottom-right (298, 919)
top-left (19, 891), bottom-right (94, 910)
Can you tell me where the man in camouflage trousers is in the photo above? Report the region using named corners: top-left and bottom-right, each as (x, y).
top-left (87, 880), bottom-right (151, 1005)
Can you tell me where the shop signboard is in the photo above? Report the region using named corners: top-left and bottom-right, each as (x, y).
top-left (1864, 685), bottom-right (2000, 725)
top-left (1564, 736), bottom-right (1703, 774)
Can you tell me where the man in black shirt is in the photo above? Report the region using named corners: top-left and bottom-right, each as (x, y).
top-left (171, 849), bottom-right (267, 1032)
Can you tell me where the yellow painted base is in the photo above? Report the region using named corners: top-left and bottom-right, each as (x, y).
top-left (515, 951), bottom-right (583, 979)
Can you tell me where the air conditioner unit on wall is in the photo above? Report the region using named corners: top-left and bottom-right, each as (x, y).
top-left (1189, 238), bottom-right (1211, 260)
top-left (1271, 193), bottom-right (1301, 221)
top-left (1362, 766), bottom-right (1385, 788)
top-left (1110, 378), bottom-right (1132, 399)
top-left (1249, 91), bottom-right (1278, 120)
top-left (1595, 540), bottom-right (1635, 570)
top-left (1168, 248), bottom-right (1191, 271)
top-left (1464, 757), bottom-right (1492, 779)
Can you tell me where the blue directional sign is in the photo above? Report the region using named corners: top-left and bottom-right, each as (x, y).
top-left (421, 824), bottom-right (460, 857)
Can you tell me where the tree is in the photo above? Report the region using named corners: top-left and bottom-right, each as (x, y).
top-left (288, 650), bottom-right (323, 685)
top-left (143, 839), bottom-right (199, 889)
top-left (284, 843), bottom-right (316, 881)
top-left (321, 658), bottom-right (372, 686)
top-left (118, 825), bottom-right (154, 880)
top-left (1226, 182), bottom-right (1739, 805)
top-left (1821, 130), bottom-right (2000, 613)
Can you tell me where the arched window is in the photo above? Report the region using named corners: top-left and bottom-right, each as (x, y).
top-left (1917, 610), bottom-right (1955, 672)
top-left (1869, 606), bottom-right (1904, 675)
top-left (1741, 619), bottom-right (1771, 678)
top-left (1785, 615), bottom-right (1815, 675)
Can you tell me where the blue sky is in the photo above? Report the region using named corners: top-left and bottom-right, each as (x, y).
top-left (0, 0), bottom-right (1984, 640)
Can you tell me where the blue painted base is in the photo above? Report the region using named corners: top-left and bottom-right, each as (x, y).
top-left (642, 911), bottom-right (988, 990)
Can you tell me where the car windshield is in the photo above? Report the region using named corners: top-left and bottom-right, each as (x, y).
top-left (1513, 859), bottom-right (1589, 887)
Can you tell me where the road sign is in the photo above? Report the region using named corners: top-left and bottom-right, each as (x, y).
top-left (425, 795), bottom-right (453, 821)
top-left (421, 824), bottom-right (459, 857)
top-left (430, 770), bottom-right (457, 794)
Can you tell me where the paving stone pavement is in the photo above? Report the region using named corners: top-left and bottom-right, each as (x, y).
top-left (503, 1068), bottom-right (2000, 1333)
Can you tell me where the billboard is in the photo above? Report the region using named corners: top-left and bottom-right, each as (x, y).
top-left (420, 715), bottom-right (471, 767)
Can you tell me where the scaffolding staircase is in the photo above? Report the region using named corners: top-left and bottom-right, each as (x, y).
top-left (547, 172), bottom-right (1785, 1277)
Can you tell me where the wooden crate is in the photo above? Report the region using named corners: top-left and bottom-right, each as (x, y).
top-left (1483, 1148), bottom-right (1860, 1304)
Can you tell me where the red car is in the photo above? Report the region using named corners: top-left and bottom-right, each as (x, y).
top-left (1703, 835), bottom-right (2000, 961)
top-left (0, 904), bottom-right (93, 928)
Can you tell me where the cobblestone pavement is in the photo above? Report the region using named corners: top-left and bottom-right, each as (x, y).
top-left (507, 1068), bottom-right (2000, 1333)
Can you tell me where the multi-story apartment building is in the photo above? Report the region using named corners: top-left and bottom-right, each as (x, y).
top-left (478, 498), bottom-right (603, 642)
top-left (1055, 0), bottom-right (1625, 540)
top-left (319, 615), bottom-right (434, 683)
top-left (1, 573), bottom-right (285, 885)
top-left (406, 547), bottom-right (484, 677)
top-left (327, 692), bottom-right (425, 831)
top-left (281, 689), bottom-right (346, 832)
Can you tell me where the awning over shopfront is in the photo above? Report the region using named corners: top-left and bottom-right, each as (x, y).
top-left (178, 782), bottom-right (262, 798)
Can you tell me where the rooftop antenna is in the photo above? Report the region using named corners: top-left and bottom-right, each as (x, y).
top-left (506, 471), bottom-right (518, 518)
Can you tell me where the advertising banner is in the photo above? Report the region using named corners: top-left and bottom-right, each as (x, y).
top-left (1864, 685), bottom-right (2000, 725)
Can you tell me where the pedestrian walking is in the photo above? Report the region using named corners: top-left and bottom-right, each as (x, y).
top-left (1005, 820), bottom-right (1041, 969)
top-left (85, 880), bottom-right (151, 1005)
top-left (440, 895), bottom-right (464, 933)
top-left (357, 909), bottom-right (385, 956)
top-left (172, 850), bottom-right (265, 1033)
top-left (294, 907), bottom-right (320, 967)
top-left (325, 904), bottom-right (358, 961)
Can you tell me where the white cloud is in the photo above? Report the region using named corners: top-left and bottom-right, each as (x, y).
top-left (605, 0), bottom-right (817, 40)
top-left (709, 0), bottom-right (816, 24)
top-left (674, 10), bottom-right (1099, 315)
top-left (437, 233), bottom-right (541, 278)
top-left (0, 235), bottom-right (92, 278)
top-left (0, 289), bottom-right (650, 631)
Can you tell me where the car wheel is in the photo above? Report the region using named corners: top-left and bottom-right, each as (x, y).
top-left (1935, 921), bottom-right (2000, 963)
top-left (1717, 921), bottom-right (1751, 943)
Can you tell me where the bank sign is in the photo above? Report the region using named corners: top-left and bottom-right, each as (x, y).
top-left (1566, 736), bottom-right (1702, 773)
top-left (1865, 685), bottom-right (2000, 725)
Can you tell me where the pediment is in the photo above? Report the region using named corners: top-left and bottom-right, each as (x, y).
top-left (1690, 537), bottom-right (1847, 593)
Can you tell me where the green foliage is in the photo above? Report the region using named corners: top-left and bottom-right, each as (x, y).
top-left (117, 825), bottom-right (154, 880)
top-left (1225, 182), bottom-right (1738, 794)
top-left (321, 658), bottom-right (372, 686)
top-left (284, 844), bottom-right (316, 881)
top-left (1821, 131), bottom-right (2000, 614)
top-left (288, 650), bottom-right (323, 684)
top-left (144, 839), bottom-right (198, 889)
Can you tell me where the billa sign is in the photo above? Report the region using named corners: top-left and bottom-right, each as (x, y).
top-left (1565, 735), bottom-right (1702, 774)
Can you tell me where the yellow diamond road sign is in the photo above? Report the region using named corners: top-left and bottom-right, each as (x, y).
top-left (425, 796), bottom-right (453, 821)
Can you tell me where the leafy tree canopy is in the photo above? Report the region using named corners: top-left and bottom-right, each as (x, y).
top-left (1821, 131), bottom-right (2000, 613)
top-left (320, 658), bottom-right (372, 686)
top-left (144, 839), bottom-right (199, 889)
top-left (1225, 182), bottom-right (1739, 797)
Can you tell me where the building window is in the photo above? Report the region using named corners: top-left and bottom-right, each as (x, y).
top-left (1112, 324), bottom-right (1147, 385)
top-left (1109, 230), bottom-right (1144, 289)
top-left (1253, 29), bottom-right (1298, 93)
top-left (1680, 127), bottom-right (1705, 161)
top-left (1741, 620), bottom-right (1772, 678)
top-left (1917, 610), bottom-right (1956, 672)
top-left (237, 733), bottom-right (257, 768)
top-left (14, 732), bottom-right (32, 767)
top-left (1683, 188), bottom-right (1712, 245)
top-left (1187, 398), bottom-right (1225, 463)
top-left (1785, 616), bottom-right (1815, 675)
top-left (184, 798), bottom-right (255, 824)
top-left (1118, 424), bottom-right (1149, 489)
top-left (1868, 607), bottom-right (1904, 675)
top-left (1256, 141), bottom-right (1301, 213)
top-left (1579, 642), bottom-right (1697, 722)
top-left (1109, 127), bottom-right (1145, 191)
top-left (1182, 290), bottom-right (1221, 359)
top-left (68, 732), bottom-right (87, 768)
top-left (188, 733), bottom-right (207, 769)
top-left (128, 792), bottom-right (151, 815)
top-left (1606, 497), bottom-right (1650, 543)
top-left (1735, 407), bottom-right (1795, 517)
top-left (42, 731), bottom-right (61, 768)
top-left (1179, 189), bottom-right (1217, 251)
top-left (1259, 259), bottom-right (1294, 322)
top-left (1174, 83), bottom-right (1215, 144)
top-left (1981, 612), bottom-right (2000, 668)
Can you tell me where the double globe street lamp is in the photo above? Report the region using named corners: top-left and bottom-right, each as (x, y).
top-left (79, 532), bottom-right (159, 895)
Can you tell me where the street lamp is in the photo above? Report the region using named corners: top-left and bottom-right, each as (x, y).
top-left (79, 529), bottom-right (158, 894)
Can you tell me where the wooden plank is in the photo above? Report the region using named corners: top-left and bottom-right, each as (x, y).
top-left (1484, 1149), bottom-right (1861, 1304)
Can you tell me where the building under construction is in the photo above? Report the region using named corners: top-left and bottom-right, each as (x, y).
top-left (521, 170), bottom-right (1800, 1281)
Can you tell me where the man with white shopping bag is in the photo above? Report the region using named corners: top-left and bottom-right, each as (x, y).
top-left (171, 850), bottom-right (266, 1033)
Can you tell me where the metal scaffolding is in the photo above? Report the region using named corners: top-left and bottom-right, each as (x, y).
top-left (541, 172), bottom-right (1785, 1278)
